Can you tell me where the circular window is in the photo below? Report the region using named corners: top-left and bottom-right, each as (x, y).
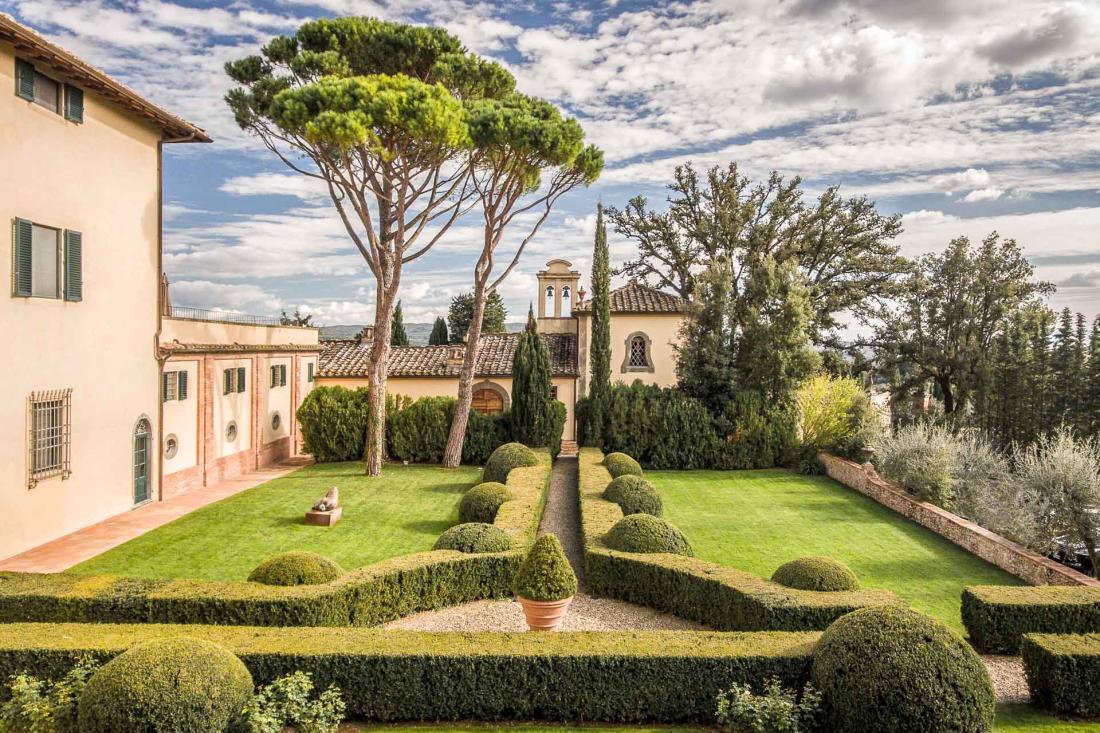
top-left (164, 434), bottom-right (179, 459)
top-left (271, 412), bottom-right (282, 431)
top-left (226, 421), bottom-right (238, 443)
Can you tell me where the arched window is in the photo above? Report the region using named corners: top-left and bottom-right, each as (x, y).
top-left (133, 417), bottom-right (152, 505)
top-left (621, 332), bottom-right (655, 373)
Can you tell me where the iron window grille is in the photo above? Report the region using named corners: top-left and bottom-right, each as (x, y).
top-left (628, 337), bottom-right (649, 367)
top-left (28, 388), bottom-right (71, 488)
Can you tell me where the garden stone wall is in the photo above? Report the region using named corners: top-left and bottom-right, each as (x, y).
top-left (819, 453), bottom-right (1100, 588)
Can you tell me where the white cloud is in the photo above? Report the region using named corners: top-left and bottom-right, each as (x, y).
top-left (220, 173), bottom-right (328, 201)
top-left (168, 279), bottom-right (282, 313)
top-left (962, 187), bottom-right (1005, 202)
top-left (930, 168), bottom-right (992, 194)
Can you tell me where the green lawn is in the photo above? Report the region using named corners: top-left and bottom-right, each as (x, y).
top-left (995, 704), bottom-right (1100, 732)
top-left (653, 468), bottom-right (1022, 633)
top-left (70, 462), bottom-right (479, 581)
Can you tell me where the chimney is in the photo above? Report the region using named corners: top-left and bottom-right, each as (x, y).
top-left (359, 326), bottom-right (375, 344)
top-left (446, 345), bottom-right (465, 366)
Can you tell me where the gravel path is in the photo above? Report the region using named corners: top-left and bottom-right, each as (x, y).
top-left (982, 655), bottom-right (1030, 704)
top-left (385, 457), bottom-right (706, 631)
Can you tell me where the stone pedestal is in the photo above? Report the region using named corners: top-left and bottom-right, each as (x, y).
top-left (304, 507), bottom-right (342, 527)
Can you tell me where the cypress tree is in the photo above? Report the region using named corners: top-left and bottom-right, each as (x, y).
top-left (1088, 316), bottom-right (1100, 437)
top-left (428, 316), bottom-right (449, 346)
top-left (391, 300), bottom-right (409, 346)
top-left (1074, 312), bottom-right (1088, 430)
top-left (512, 307), bottom-right (553, 446)
top-left (1051, 307), bottom-right (1076, 425)
top-left (587, 203), bottom-right (612, 446)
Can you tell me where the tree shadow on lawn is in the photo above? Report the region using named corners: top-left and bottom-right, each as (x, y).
top-left (423, 481), bottom-right (476, 494)
top-left (403, 519), bottom-right (454, 534)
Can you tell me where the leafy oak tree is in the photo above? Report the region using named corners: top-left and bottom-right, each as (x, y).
top-left (441, 94), bottom-right (602, 467)
top-left (428, 316), bottom-right (449, 346)
top-left (225, 17), bottom-right (514, 475)
top-left (609, 162), bottom-right (907, 345)
top-left (585, 203), bottom-right (612, 446)
top-left (447, 291), bottom-right (507, 342)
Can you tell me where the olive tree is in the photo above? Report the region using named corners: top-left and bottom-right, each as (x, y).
top-left (440, 93), bottom-right (602, 467)
top-left (225, 17), bottom-right (513, 475)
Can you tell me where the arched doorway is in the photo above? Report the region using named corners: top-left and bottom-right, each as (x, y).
top-left (133, 417), bottom-right (151, 504)
top-left (472, 387), bottom-right (505, 415)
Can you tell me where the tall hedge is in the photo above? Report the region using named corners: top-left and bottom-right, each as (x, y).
top-left (297, 386), bottom-right (370, 462)
top-left (512, 315), bottom-right (554, 447)
top-left (386, 396), bottom-right (509, 465)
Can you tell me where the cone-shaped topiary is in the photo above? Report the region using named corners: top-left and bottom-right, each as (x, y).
top-left (771, 556), bottom-right (860, 592)
top-left (513, 534), bottom-right (578, 601)
top-left (811, 606), bottom-right (995, 733)
top-left (604, 514), bottom-right (693, 555)
top-left (459, 481), bottom-right (513, 523)
top-left (604, 452), bottom-right (642, 478)
top-left (483, 442), bottom-right (539, 484)
top-left (247, 551), bottom-right (344, 586)
top-left (603, 475), bottom-right (663, 517)
top-left (77, 637), bottom-right (254, 733)
top-left (434, 522), bottom-right (512, 553)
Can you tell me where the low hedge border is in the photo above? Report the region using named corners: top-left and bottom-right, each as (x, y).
top-left (1022, 633), bottom-right (1100, 719)
top-left (962, 585), bottom-right (1100, 653)
top-left (0, 622), bottom-right (819, 723)
top-left (578, 449), bottom-right (899, 630)
top-left (0, 453), bottom-right (552, 627)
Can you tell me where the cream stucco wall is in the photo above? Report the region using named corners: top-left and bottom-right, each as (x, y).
top-left (161, 318), bottom-right (319, 348)
top-left (576, 311), bottom-right (685, 395)
top-left (262, 356), bottom-right (292, 445)
top-left (0, 43), bottom-right (163, 560)
top-left (162, 359), bottom-right (199, 475)
top-left (214, 358), bottom-right (252, 459)
top-left (319, 375), bottom-right (578, 441)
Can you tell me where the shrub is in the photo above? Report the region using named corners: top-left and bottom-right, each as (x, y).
top-left (962, 585), bottom-right (1100, 653)
top-left (873, 422), bottom-right (957, 507)
top-left (77, 638), bottom-right (254, 733)
top-left (715, 678), bottom-right (821, 733)
top-left (433, 523), bottom-right (512, 554)
top-left (297, 386), bottom-right (369, 462)
top-left (604, 452), bottom-right (643, 478)
top-left (1022, 633), bottom-right (1100, 719)
top-left (242, 671), bottom-right (346, 733)
top-left (459, 482), bottom-right (513, 524)
top-left (483, 442), bottom-right (539, 484)
top-left (0, 622), bottom-right (818, 724)
top-left (795, 375), bottom-right (880, 465)
top-left (717, 390), bottom-right (798, 471)
top-left (810, 606), bottom-right (994, 733)
top-left (605, 514), bottom-right (693, 556)
top-left (386, 396), bottom-right (509, 465)
top-left (599, 382), bottom-right (721, 469)
top-left (771, 557), bottom-right (860, 592)
top-left (247, 552), bottom-right (344, 586)
top-left (512, 534), bottom-right (577, 601)
top-left (0, 657), bottom-right (99, 733)
top-left (603, 475), bottom-right (663, 517)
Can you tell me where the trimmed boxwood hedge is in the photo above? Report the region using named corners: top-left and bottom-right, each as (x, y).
top-left (459, 482), bottom-right (513, 524)
top-left (0, 623), bottom-right (819, 723)
top-left (434, 523), bottom-right (512, 553)
top-left (605, 452), bottom-right (643, 478)
top-left (483, 443), bottom-right (540, 484)
top-left (962, 585), bottom-right (1100, 653)
top-left (0, 453), bottom-right (552, 628)
top-left (605, 515), bottom-right (693, 556)
top-left (1022, 633), bottom-right (1100, 718)
top-left (771, 557), bottom-right (860, 592)
top-left (603, 475), bottom-right (663, 517)
top-left (247, 551), bottom-right (344, 586)
top-left (578, 449), bottom-right (900, 631)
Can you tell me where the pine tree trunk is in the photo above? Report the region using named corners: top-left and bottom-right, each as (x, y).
top-left (442, 277), bottom-right (489, 468)
top-left (364, 259), bottom-right (400, 477)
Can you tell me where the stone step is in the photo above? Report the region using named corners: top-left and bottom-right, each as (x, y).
top-left (559, 440), bottom-right (579, 457)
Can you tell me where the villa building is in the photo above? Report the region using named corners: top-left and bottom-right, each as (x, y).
top-left (317, 259), bottom-right (690, 442)
top-left (0, 16), bottom-right (318, 562)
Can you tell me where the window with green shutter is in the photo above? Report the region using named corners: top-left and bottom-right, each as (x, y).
top-left (14, 59), bottom-right (34, 101)
top-left (223, 368), bottom-right (233, 395)
top-left (307, 362), bottom-right (315, 382)
top-left (13, 219), bottom-right (33, 297)
top-left (270, 365), bottom-right (277, 388)
top-left (236, 367), bottom-right (246, 393)
top-left (178, 370), bottom-right (188, 400)
top-left (63, 86), bottom-right (83, 123)
top-left (63, 230), bottom-right (82, 301)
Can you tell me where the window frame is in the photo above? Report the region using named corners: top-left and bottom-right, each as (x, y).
top-left (162, 371), bottom-right (179, 402)
top-left (15, 58), bottom-right (83, 123)
top-left (13, 219), bottom-right (82, 301)
top-left (621, 331), bottom-right (655, 374)
top-left (27, 388), bottom-right (72, 488)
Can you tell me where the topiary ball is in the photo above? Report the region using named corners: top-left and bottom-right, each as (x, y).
top-left (771, 556), bottom-right (860, 592)
top-left (811, 606), bottom-right (995, 733)
top-left (247, 551), bottom-right (343, 586)
top-left (77, 637), bottom-right (254, 733)
top-left (604, 514), bottom-right (693, 556)
top-left (512, 534), bottom-right (578, 601)
top-left (434, 523), bottom-right (512, 553)
top-left (603, 475), bottom-right (663, 517)
top-left (483, 442), bottom-right (539, 484)
top-left (459, 482), bottom-right (513, 523)
top-left (604, 452), bottom-right (643, 478)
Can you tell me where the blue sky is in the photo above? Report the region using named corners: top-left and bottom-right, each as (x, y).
top-left (5, 0), bottom-right (1100, 326)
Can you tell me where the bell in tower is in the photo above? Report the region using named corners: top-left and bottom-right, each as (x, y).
top-left (535, 259), bottom-right (581, 334)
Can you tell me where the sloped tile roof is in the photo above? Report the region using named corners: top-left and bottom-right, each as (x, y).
top-left (161, 342), bottom-right (322, 355)
top-left (319, 332), bottom-right (578, 379)
top-left (574, 281), bottom-right (688, 314)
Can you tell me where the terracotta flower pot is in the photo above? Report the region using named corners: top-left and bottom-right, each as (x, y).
top-left (516, 595), bottom-right (573, 631)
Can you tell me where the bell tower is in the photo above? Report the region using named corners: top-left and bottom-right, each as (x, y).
top-left (536, 259), bottom-right (581, 334)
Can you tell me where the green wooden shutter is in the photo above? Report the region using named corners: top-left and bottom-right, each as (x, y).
top-left (178, 370), bottom-right (188, 400)
top-left (162, 373), bottom-right (170, 402)
top-left (64, 86), bottom-right (84, 123)
top-left (270, 365), bottom-right (276, 387)
top-left (13, 219), bottom-right (33, 297)
top-left (63, 230), bottom-right (82, 302)
top-left (15, 59), bottom-right (34, 101)
top-left (307, 362), bottom-right (315, 382)
top-left (237, 367), bottom-right (246, 393)
top-left (223, 369), bottom-right (232, 395)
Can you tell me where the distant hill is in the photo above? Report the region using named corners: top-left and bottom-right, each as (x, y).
top-left (320, 322), bottom-right (524, 346)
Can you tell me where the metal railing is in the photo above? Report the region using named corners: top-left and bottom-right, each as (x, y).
top-left (169, 305), bottom-right (282, 327)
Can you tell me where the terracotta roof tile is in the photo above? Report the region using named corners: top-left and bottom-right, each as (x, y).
top-left (574, 281), bottom-right (687, 314)
top-left (161, 343), bottom-right (323, 355)
top-left (319, 332), bottom-right (578, 379)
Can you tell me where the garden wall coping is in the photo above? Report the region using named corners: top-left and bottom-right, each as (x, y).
top-left (818, 453), bottom-right (1099, 588)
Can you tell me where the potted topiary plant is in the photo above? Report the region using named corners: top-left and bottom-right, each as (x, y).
top-left (512, 534), bottom-right (578, 631)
